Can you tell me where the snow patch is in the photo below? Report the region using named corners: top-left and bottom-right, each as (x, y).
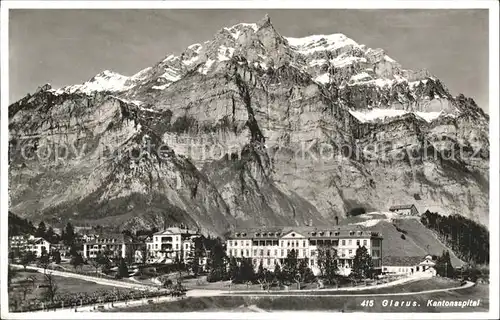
top-left (350, 72), bottom-right (372, 81)
top-left (159, 68), bottom-right (181, 82)
top-left (313, 73), bottom-right (331, 84)
top-left (55, 70), bottom-right (131, 95)
top-left (152, 83), bottom-right (171, 90)
top-left (218, 45), bottom-right (235, 61)
top-left (182, 56), bottom-right (199, 66)
top-left (198, 59), bottom-right (215, 75)
top-left (330, 55), bottom-right (367, 68)
top-left (286, 34), bottom-right (361, 54)
top-left (349, 108), bottom-right (444, 123)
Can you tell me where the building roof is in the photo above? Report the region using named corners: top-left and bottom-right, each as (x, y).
top-left (382, 255), bottom-right (434, 267)
top-left (227, 225), bottom-right (382, 240)
top-left (153, 227), bottom-right (198, 236)
top-left (389, 204), bottom-right (416, 211)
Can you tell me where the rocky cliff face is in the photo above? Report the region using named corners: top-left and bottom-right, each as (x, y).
top-left (9, 15), bottom-right (489, 233)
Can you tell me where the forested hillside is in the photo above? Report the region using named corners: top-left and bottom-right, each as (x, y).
top-left (420, 210), bottom-right (489, 265)
top-left (8, 211), bottom-right (36, 236)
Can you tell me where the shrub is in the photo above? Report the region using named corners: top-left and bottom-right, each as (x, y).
top-left (348, 207), bottom-right (366, 217)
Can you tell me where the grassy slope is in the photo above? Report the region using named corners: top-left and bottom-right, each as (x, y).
top-left (392, 219), bottom-right (463, 266)
top-left (340, 213), bottom-right (464, 267)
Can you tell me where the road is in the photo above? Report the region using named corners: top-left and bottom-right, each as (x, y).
top-left (10, 264), bottom-right (159, 291)
top-left (11, 264), bottom-right (475, 313)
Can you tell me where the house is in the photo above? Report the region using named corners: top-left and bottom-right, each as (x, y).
top-left (226, 225), bottom-right (383, 277)
top-left (382, 255), bottom-right (437, 276)
top-left (389, 204), bottom-right (419, 216)
top-left (9, 235), bottom-right (51, 257)
top-left (145, 227), bottom-right (201, 264)
top-left (82, 233), bottom-right (145, 262)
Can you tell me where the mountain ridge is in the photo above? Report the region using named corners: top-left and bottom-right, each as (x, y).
top-left (8, 15), bottom-right (489, 234)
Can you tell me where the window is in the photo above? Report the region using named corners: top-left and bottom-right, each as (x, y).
top-left (267, 250), bottom-right (270, 257)
top-left (342, 240), bottom-right (346, 246)
top-left (274, 249), bottom-right (277, 256)
top-left (281, 249), bottom-right (284, 257)
top-left (348, 240), bottom-right (352, 245)
top-left (348, 249), bottom-right (352, 255)
top-left (356, 240), bottom-right (360, 246)
top-left (260, 249), bottom-right (263, 256)
top-left (155, 244), bottom-right (158, 249)
top-left (335, 232), bottom-right (339, 236)
top-left (291, 233), bottom-right (295, 237)
top-left (311, 259), bottom-right (315, 266)
top-left (246, 241), bottom-right (249, 246)
top-left (246, 249), bottom-right (249, 256)
top-left (253, 249), bottom-right (257, 256)
top-left (287, 241), bottom-right (290, 247)
top-left (303, 240), bottom-right (306, 247)
top-left (363, 240), bottom-right (367, 246)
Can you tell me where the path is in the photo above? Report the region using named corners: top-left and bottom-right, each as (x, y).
top-left (10, 264), bottom-right (159, 291)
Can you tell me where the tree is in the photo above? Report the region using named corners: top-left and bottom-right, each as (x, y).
top-left (257, 260), bottom-right (265, 282)
top-left (273, 262), bottom-right (283, 285)
top-left (45, 227), bottom-right (58, 243)
top-left (20, 251), bottom-right (36, 271)
top-left (51, 250), bottom-right (62, 264)
top-left (70, 253), bottom-right (84, 271)
top-left (117, 258), bottom-right (129, 279)
top-left (238, 258), bottom-right (256, 283)
top-left (298, 258), bottom-right (315, 284)
top-left (207, 242), bottom-right (227, 282)
top-left (43, 272), bottom-right (58, 303)
top-left (318, 247), bottom-right (339, 284)
top-left (435, 250), bottom-right (455, 278)
top-left (38, 252), bottom-right (51, 273)
top-left (351, 246), bottom-right (374, 279)
top-left (18, 278), bottom-right (33, 300)
top-left (282, 249), bottom-right (298, 283)
top-left (36, 221), bottom-right (47, 238)
top-left (62, 222), bottom-right (76, 247)
top-left (228, 256), bottom-right (239, 282)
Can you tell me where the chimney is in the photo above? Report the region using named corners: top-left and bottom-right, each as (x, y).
top-left (335, 216), bottom-right (339, 226)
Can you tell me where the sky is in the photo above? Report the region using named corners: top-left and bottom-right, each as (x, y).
top-left (9, 9), bottom-right (489, 111)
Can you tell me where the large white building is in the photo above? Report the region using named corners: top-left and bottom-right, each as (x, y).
top-left (9, 235), bottom-right (51, 257)
top-left (225, 225), bottom-right (383, 276)
top-left (145, 227), bottom-right (200, 264)
top-left (82, 233), bottom-right (144, 262)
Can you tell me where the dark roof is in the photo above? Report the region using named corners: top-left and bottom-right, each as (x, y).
top-left (382, 255), bottom-right (432, 267)
top-left (389, 204), bottom-right (416, 211)
top-left (227, 225), bottom-right (382, 240)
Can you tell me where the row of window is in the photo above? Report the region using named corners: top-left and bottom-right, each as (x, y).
top-left (229, 239), bottom-right (371, 247)
top-left (234, 231), bottom-right (368, 238)
top-left (228, 247), bottom-right (367, 258)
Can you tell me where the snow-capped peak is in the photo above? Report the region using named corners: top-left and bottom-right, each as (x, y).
top-left (54, 70), bottom-right (132, 95)
top-left (285, 33), bottom-right (361, 54)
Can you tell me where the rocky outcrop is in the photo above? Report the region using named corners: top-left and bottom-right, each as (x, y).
top-left (8, 16), bottom-right (489, 233)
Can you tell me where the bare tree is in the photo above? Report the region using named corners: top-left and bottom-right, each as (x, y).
top-left (43, 272), bottom-right (58, 303)
top-left (18, 279), bottom-right (33, 300)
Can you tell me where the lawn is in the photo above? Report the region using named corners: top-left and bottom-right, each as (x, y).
top-left (9, 270), bottom-right (118, 302)
top-left (234, 277), bottom-right (462, 295)
top-left (109, 284), bottom-right (488, 313)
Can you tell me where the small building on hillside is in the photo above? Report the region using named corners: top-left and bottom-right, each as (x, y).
top-left (382, 254), bottom-right (437, 276)
top-left (389, 204), bottom-right (419, 216)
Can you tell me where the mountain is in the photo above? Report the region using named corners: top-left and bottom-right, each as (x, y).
top-left (8, 15), bottom-right (489, 235)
